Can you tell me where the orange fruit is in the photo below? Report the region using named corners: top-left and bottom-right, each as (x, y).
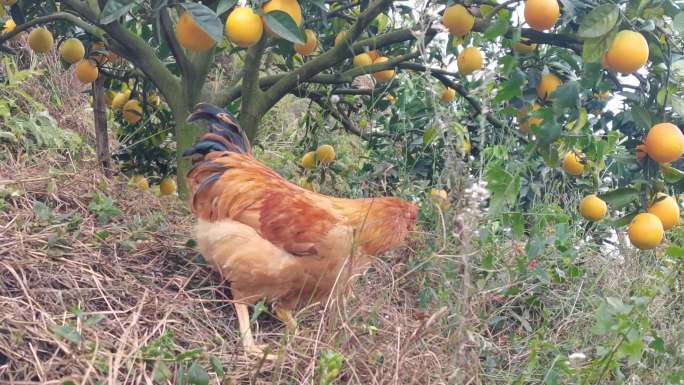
top-left (644, 123), bottom-right (684, 164)
top-left (226, 7), bottom-right (263, 48)
top-left (372, 57), bottom-right (395, 82)
top-left (316, 144), bottom-right (335, 165)
top-left (430, 188), bottom-right (450, 209)
top-left (301, 151), bottom-right (316, 169)
top-left (294, 29), bottom-right (317, 55)
top-left (537, 73), bottom-right (561, 99)
top-left (176, 11), bottom-right (215, 52)
top-left (441, 87), bottom-right (456, 103)
top-left (334, 31), bottom-right (347, 46)
top-left (353, 53), bottom-right (373, 67)
top-left (28, 27), bottom-right (54, 53)
top-left (457, 47), bottom-right (483, 75)
top-left (160, 177), bottom-right (177, 196)
top-left (563, 151), bottom-right (585, 176)
top-left (604, 30), bottom-right (649, 75)
top-left (131, 175), bottom-right (149, 191)
top-left (524, 0), bottom-right (560, 31)
top-left (122, 99), bottom-right (143, 124)
top-left (518, 103), bottom-right (543, 133)
top-left (263, 0), bottom-right (302, 36)
top-left (367, 50), bottom-right (380, 61)
top-left (59, 38), bottom-right (85, 64)
top-left (111, 90), bottom-right (131, 110)
top-left (579, 194), bottom-right (608, 221)
top-left (74, 59), bottom-right (98, 84)
top-left (628, 213), bottom-right (664, 250)
top-left (648, 194), bottom-right (680, 230)
top-left (442, 4), bottom-right (474, 37)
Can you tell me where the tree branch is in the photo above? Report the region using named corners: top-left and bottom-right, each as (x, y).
top-left (260, 0), bottom-right (394, 116)
top-left (0, 12), bottom-right (104, 44)
top-left (398, 62), bottom-right (504, 128)
top-left (303, 90), bottom-right (388, 139)
top-left (61, 0), bottom-right (182, 109)
top-left (159, 7), bottom-right (192, 84)
top-left (240, 36), bottom-right (269, 139)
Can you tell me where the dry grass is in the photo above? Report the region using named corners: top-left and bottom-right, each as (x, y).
top-left (0, 155), bottom-right (455, 384)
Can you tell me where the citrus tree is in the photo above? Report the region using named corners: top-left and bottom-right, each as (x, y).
top-left (1, 0), bottom-right (683, 248)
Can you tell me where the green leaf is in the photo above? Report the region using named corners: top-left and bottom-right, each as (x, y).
top-left (598, 187), bottom-right (639, 209)
top-left (187, 362), bottom-right (209, 385)
top-left (674, 12), bottom-right (684, 33)
top-left (100, 0), bottom-right (141, 24)
top-left (50, 324), bottom-right (81, 343)
top-left (209, 356), bottom-right (225, 377)
top-left (582, 33), bottom-right (614, 63)
top-left (618, 338), bottom-right (644, 366)
top-left (181, 2), bottom-right (224, 43)
top-left (577, 4), bottom-right (620, 39)
top-left (153, 361), bottom-right (172, 383)
top-left (551, 81), bottom-right (580, 111)
top-left (484, 14), bottom-right (509, 40)
top-left (630, 105), bottom-right (653, 130)
top-left (666, 244), bottom-right (684, 258)
top-left (263, 10), bottom-right (306, 44)
top-left (669, 95), bottom-right (684, 117)
top-left (422, 126), bottom-right (438, 149)
top-left (216, 0), bottom-right (237, 15)
top-left (661, 164), bottom-right (684, 183)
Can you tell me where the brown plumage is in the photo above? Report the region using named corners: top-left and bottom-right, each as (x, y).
top-left (185, 103), bottom-right (417, 358)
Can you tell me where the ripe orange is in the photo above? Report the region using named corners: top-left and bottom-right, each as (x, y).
top-left (563, 151), bottom-right (585, 176)
top-left (604, 30), bottom-right (649, 75)
top-left (2, 19), bottom-right (18, 41)
top-left (123, 99), bottom-right (143, 124)
top-left (579, 194), bottom-right (608, 221)
top-left (537, 73), bottom-right (561, 99)
top-left (367, 50), bottom-right (380, 61)
top-left (60, 38), bottom-right (85, 64)
top-left (111, 90), bottom-right (131, 110)
top-left (226, 7), bottom-right (263, 48)
top-left (28, 27), bottom-right (54, 53)
top-left (644, 123), bottom-right (684, 164)
top-left (176, 11), bottom-right (215, 52)
top-left (518, 103), bottom-right (543, 133)
top-left (263, 0), bottom-right (302, 36)
top-left (372, 57), bottom-right (395, 82)
top-left (628, 213), bottom-right (664, 250)
top-left (648, 194), bottom-right (680, 230)
top-left (301, 151), bottom-right (316, 169)
top-left (353, 53), bottom-right (373, 67)
top-left (316, 144), bottom-right (335, 165)
top-left (334, 31), bottom-right (347, 46)
top-left (441, 87), bottom-right (456, 103)
top-left (75, 59), bottom-right (99, 84)
top-left (131, 175), bottom-right (149, 191)
top-left (524, 0), bottom-right (560, 31)
top-left (160, 177), bottom-right (177, 196)
top-left (457, 47), bottom-right (483, 75)
top-left (442, 4), bottom-right (474, 37)
top-left (294, 29), bottom-right (317, 55)
top-left (513, 41), bottom-right (537, 54)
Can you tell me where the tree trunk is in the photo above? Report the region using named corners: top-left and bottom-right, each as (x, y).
top-left (173, 107), bottom-right (201, 198)
top-left (92, 76), bottom-right (111, 177)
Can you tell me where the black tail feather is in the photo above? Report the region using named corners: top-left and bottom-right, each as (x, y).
top-left (185, 103), bottom-right (251, 158)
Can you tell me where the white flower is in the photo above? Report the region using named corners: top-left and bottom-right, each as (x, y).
top-left (568, 352), bottom-right (586, 367)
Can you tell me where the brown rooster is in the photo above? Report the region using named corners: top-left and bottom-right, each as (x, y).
top-left (184, 103), bottom-right (417, 358)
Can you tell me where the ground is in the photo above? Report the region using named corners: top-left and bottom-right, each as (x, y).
top-left (0, 155), bottom-right (457, 384)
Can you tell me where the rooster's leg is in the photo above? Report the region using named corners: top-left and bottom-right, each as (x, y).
top-left (234, 302), bottom-right (275, 360)
top-left (274, 307), bottom-right (297, 331)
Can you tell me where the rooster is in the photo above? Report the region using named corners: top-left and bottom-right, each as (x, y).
top-left (184, 103), bottom-right (418, 358)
